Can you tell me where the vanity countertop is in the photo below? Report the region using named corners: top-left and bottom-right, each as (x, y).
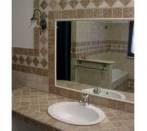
top-left (13, 87), bottom-right (134, 131)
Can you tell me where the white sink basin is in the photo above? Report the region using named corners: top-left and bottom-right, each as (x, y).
top-left (48, 102), bottom-right (105, 125)
top-left (82, 88), bottom-right (126, 100)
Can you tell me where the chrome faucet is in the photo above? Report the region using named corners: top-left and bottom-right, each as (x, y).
top-left (79, 93), bottom-right (89, 106)
top-left (93, 87), bottom-right (101, 94)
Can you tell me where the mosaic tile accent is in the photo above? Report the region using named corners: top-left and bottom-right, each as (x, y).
top-left (40, 34), bottom-right (47, 45)
top-left (12, 55), bottom-right (18, 63)
top-left (69, 0), bottom-right (79, 8)
top-left (33, 0), bottom-right (134, 10)
top-left (33, 0), bottom-right (134, 15)
top-left (40, 0), bottom-right (48, 10)
top-left (105, 0), bottom-right (116, 6)
top-left (40, 47), bottom-right (48, 56)
top-left (40, 59), bottom-right (48, 67)
top-left (59, 0), bottom-right (67, 9)
top-left (19, 56), bottom-right (25, 64)
top-left (12, 64), bottom-right (48, 76)
top-left (120, 0), bottom-right (131, 6)
top-left (80, 0), bottom-right (90, 8)
top-left (92, 0), bottom-right (104, 7)
top-left (12, 48), bottom-right (39, 56)
top-left (37, 0), bottom-right (134, 10)
top-left (26, 56), bottom-right (32, 65)
top-left (33, 57), bottom-right (39, 66)
top-left (48, 0), bottom-right (58, 10)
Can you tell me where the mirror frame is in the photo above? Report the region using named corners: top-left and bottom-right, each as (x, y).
top-left (45, 3), bottom-right (134, 112)
top-left (54, 18), bottom-right (134, 104)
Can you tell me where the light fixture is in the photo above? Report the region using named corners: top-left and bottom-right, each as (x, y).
top-left (31, 9), bottom-right (47, 31)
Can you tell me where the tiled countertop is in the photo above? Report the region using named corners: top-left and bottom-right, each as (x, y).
top-left (12, 87), bottom-right (134, 131)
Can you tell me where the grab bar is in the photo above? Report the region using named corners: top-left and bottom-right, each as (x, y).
top-left (75, 64), bottom-right (107, 71)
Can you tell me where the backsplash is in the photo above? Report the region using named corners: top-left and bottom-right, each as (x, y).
top-left (70, 20), bottom-right (134, 82)
top-left (12, 0), bottom-right (134, 92)
top-left (74, 40), bottom-right (128, 57)
top-left (12, 0), bottom-right (49, 76)
top-left (12, 71), bottom-right (48, 92)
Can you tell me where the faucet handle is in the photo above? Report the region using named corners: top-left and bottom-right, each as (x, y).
top-left (82, 92), bottom-right (89, 99)
top-left (93, 87), bottom-right (101, 94)
top-left (79, 92), bottom-right (89, 106)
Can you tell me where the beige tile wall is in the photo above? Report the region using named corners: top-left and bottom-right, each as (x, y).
top-left (70, 20), bottom-right (133, 90)
top-left (12, 71), bottom-right (49, 92)
top-left (89, 52), bottom-right (134, 78)
top-left (12, 0), bottom-right (134, 111)
top-left (12, 0), bottom-right (134, 76)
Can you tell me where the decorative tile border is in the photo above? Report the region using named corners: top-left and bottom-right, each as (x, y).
top-left (12, 48), bottom-right (39, 56)
top-left (44, 0), bottom-right (134, 11)
top-left (73, 40), bottom-right (128, 57)
top-left (12, 64), bottom-right (48, 76)
top-left (48, 7), bottom-right (133, 19)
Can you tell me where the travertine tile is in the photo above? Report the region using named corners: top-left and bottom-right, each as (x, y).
top-left (123, 7), bottom-right (134, 17)
top-left (112, 8), bottom-right (123, 17)
top-left (33, 57), bottom-right (39, 66)
top-left (40, 34), bottom-right (47, 45)
top-left (92, 0), bottom-right (104, 7)
top-left (93, 8), bottom-right (103, 17)
top-left (59, 0), bottom-right (67, 9)
top-left (19, 56), bottom-right (25, 64)
top-left (105, 0), bottom-right (116, 6)
top-left (40, 47), bottom-right (48, 56)
top-left (13, 87), bottom-right (134, 131)
top-left (120, 0), bottom-right (131, 6)
top-left (103, 8), bottom-right (112, 17)
top-left (40, 0), bottom-right (48, 10)
top-left (69, 0), bottom-right (79, 8)
top-left (80, 0), bottom-right (90, 8)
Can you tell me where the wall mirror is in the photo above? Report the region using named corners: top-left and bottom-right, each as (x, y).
top-left (55, 19), bottom-right (134, 103)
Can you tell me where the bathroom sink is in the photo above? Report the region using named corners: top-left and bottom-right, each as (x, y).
top-left (48, 102), bottom-right (105, 125)
top-left (82, 88), bottom-right (126, 100)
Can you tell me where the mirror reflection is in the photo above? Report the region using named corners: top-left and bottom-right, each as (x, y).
top-left (56, 20), bottom-right (134, 102)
